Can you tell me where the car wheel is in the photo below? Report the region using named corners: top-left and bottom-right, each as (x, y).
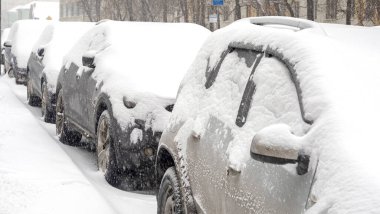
top-left (8, 68), bottom-right (14, 78)
top-left (41, 81), bottom-right (54, 123)
top-left (56, 89), bottom-right (82, 145)
top-left (97, 110), bottom-right (122, 187)
top-left (157, 167), bottom-right (185, 214)
top-left (27, 78), bottom-right (41, 107)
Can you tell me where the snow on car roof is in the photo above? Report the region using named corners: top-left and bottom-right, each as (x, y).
top-left (33, 22), bottom-right (94, 87)
top-left (320, 23), bottom-right (380, 54)
top-left (176, 19), bottom-right (380, 213)
top-left (64, 21), bottom-right (210, 99)
top-left (10, 20), bottom-right (52, 68)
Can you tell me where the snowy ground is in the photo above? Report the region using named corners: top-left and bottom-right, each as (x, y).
top-left (0, 70), bottom-right (156, 214)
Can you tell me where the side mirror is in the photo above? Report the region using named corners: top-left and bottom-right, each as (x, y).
top-left (4, 41), bottom-right (12, 48)
top-left (82, 51), bottom-right (96, 68)
top-left (250, 124), bottom-right (310, 175)
top-left (37, 48), bottom-right (45, 57)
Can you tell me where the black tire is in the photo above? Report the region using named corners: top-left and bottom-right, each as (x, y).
top-left (56, 89), bottom-right (82, 145)
top-left (41, 81), bottom-right (55, 123)
top-left (157, 167), bottom-right (185, 214)
top-left (96, 110), bottom-right (123, 187)
top-left (27, 77), bottom-right (41, 107)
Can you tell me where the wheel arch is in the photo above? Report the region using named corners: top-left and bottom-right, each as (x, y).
top-left (156, 145), bottom-right (176, 187)
top-left (94, 94), bottom-right (113, 134)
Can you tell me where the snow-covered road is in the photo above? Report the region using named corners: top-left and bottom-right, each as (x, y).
top-left (0, 73), bottom-right (156, 214)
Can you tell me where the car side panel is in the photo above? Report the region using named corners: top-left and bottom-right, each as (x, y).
top-left (63, 62), bottom-right (86, 129)
top-left (28, 52), bottom-right (44, 97)
top-left (77, 68), bottom-right (98, 133)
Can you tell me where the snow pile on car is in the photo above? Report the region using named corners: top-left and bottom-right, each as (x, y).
top-left (10, 20), bottom-right (51, 68)
top-left (170, 18), bottom-right (380, 213)
top-left (63, 21), bottom-right (210, 131)
top-left (33, 22), bottom-right (94, 90)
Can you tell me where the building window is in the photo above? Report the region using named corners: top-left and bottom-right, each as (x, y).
top-left (66, 3), bottom-right (69, 17)
top-left (294, 2), bottom-right (300, 18)
top-left (60, 4), bottom-right (64, 17)
top-left (326, 0), bottom-right (337, 19)
top-left (76, 2), bottom-right (81, 16)
top-left (71, 3), bottom-right (75, 16)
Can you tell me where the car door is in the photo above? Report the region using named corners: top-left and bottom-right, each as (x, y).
top-left (76, 65), bottom-right (97, 133)
top-left (184, 48), bottom-right (260, 213)
top-left (30, 51), bottom-right (44, 96)
top-left (224, 55), bottom-right (314, 213)
top-left (63, 61), bottom-right (85, 128)
top-left (63, 32), bottom-right (105, 133)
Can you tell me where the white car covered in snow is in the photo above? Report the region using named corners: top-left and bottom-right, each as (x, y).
top-left (26, 21), bottom-right (94, 123)
top-left (5, 20), bottom-right (51, 84)
top-left (1, 28), bottom-right (10, 71)
top-left (155, 17), bottom-right (380, 213)
top-left (55, 20), bottom-right (210, 190)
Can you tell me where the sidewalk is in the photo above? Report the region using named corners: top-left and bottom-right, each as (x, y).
top-left (0, 75), bottom-right (117, 214)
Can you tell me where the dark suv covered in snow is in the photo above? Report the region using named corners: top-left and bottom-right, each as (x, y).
top-left (26, 22), bottom-right (93, 123)
top-left (56, 21), bottom-right (210, 189)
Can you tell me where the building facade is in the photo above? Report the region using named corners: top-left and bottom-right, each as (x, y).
top-left (60, 0), bottom-right (89, 21)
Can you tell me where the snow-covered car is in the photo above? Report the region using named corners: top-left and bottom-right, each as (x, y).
top-left (7, 20), bottom-right (50, 84)
top-left (2, 28), bottom-right (13, 76)
top-left (26, 21), bottom-right (94, 123)
top-left (1, 28), bottom-right (10, 68)
top-left (56, 21), bottom-right (210, 189)
top-left (155, 17), bottom-right (380, 213)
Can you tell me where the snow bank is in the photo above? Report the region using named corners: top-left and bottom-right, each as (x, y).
top-left (33, 22), bottom-right (94, 91)
top-left (0, 77), bottom-right (116, 214)
top-left (10, 20), bottom-right (52, 68)
top-left (63, 21), bottom-right (210, 131)
top-left (169, 18), bottom-right (380, 213)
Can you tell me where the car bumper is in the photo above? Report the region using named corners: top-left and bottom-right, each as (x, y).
top-left (116, 119), bottom-right (162, 173)
top-left (15, 68), bottom-right (27, 83)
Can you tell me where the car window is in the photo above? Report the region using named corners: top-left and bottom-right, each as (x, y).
top-left (205, 48), bottom-right (259, 89)
top-left (237, 55), bottom-right (307, 135)
top-left (199, 48), bottom-right (261, 129)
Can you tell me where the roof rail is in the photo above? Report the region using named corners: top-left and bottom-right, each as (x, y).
top-left (249, 16), bottom-right (326, 34)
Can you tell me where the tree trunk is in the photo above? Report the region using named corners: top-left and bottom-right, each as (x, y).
top-left (284, 0), bottom-right (295, 17)
top-left (357, 0), bottom-right (365, 26)
top-left (307, 0), bottom-right (314, 20)
top-left (200, 0), bottom-right (205, 26)
top-left (126, 0), bottom-right (134, 21)
top-left (80, 0), bottom-right (94, 22)
top-left (235, 0), bottom-right (241, 20)
top-left (179, 0), bottom-right (189, 22)
top-left (163, 0), bottom-right (168, 22)
top-left (346, 0), bottom-right (353, 25)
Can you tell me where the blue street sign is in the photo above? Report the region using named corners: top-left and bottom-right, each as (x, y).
top-left (212, 0), bottom-right (224, 6)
